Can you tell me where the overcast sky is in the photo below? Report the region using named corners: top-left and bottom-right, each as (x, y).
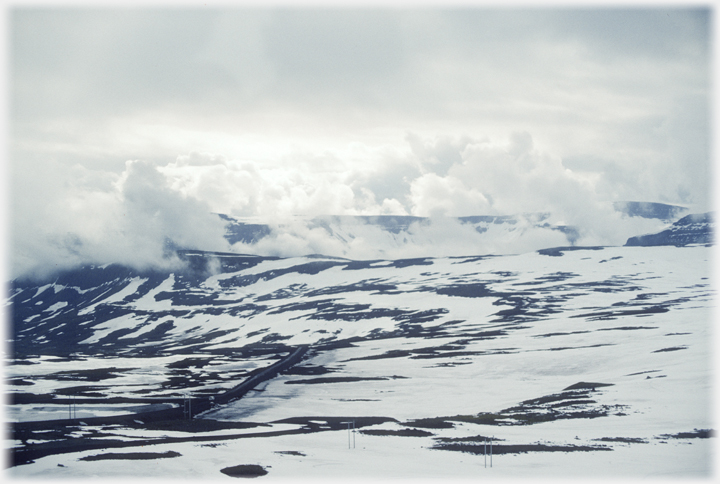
top-left (8, 5), bottom-right (713, 278)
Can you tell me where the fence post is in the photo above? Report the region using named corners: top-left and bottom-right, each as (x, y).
top-left (68, 395), bottom-right (76, 422)
top-left (183, 394), bottom-right (193, 420)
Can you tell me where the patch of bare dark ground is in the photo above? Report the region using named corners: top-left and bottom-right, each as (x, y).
top-left (570, 305), bottom-right (668, 321)
top-left (166, 357), bottom-right (213, 369)
top-left (7, 378), bottom-right (34, 386)
top-left (656, 429), bottom-right (714, 439)
top-left (533, 330), bottom-right (591, 338)
top-left (220, 464), bottom-right (268, 478)
top-left (449, 255), bottom-right (498, 264)
top-left (52, 386), bottom-right (111, 397)
top-left (593, 437), bottom-right (648, 444)
top-left (537, 246), bottom-right (605, 257)
top-left (333, 398), bottom-right (380, 402)
top-left (275, 450), bottom-right (305, 456)
top-left (283, 376), bottom-right (379, 385)
top-left (512, 271), bottom-right (579, 286)
top-left (282, 365), bottom-right (338, 376)
top-left (271, 416), bottom-right (397, 431)
top-left (343, 349), bottom-right (413, 361)
top-left (653, 346), bottom-right (687, 353)
top-left (433, 442), bottom-right (611, 455)
top-left (32, 367), bottom-right (138, 383)
top-left (284, 376), bottom-right (406, 384)
top-left (626, 370), bottom-right (662, 377)
top-left (79, 450), bottom-right (181, 461)
top-left (426, 361), bottom-right (473, 368)
top-left (542, 343), bottom-right (615, 352)
top-left (402, 417), bottom-right (457, 429)
top-left (139, 419), bottom-right (270, 433)
top-left (10, 392), bottom-right (188, 405)
top-left (402, 383), bottom-right (624, 429)
top-left (563, 382), bottom-right (613, 391)
top-left (435, 434), bottom-right (503, 443)
top-left (360, 428), bottom-right (435, 437)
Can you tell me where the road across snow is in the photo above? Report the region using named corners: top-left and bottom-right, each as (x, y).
top-left (6, 244), bottom-right (716, 478)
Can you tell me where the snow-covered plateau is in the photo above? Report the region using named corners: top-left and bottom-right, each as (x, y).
top-left (5, 243), bottom-right (716, 479)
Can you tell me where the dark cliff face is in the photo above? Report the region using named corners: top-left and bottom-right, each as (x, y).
top-left (612, 201), bottom-right (688, 221)
top-left (625, 212), bottom-right (714, 247)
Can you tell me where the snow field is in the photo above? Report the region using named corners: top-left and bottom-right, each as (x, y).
top-left (7, 245), bottom-right (715, 478)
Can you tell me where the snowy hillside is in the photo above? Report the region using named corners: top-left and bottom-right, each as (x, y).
top-left (6, 243), bottom-right (714, 478)
top-left (625, 212), bottom-right (714, 247)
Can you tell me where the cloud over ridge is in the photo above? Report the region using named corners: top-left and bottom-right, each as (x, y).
top-left (11, 131), bottom-right (678, 280)
top-left (9, 8), bottom-right (710, 279)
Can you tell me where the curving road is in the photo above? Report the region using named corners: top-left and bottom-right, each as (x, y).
top-left (10, 345), bottom-right (309, 467)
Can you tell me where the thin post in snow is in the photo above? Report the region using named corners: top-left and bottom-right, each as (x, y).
top-left (341, 420), bottom-right (356, 449)
top-left (183, 394), bottom-right (192, 420)
top-left (490, 436), bottom-right (493, 468)
top-left (68, 395), bottom-right (76, 422)
top-left (484, 438), bottom-right (487, 468)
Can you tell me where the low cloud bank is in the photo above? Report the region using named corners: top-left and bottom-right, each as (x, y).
top-left (11, 132), bottom-right (684, 280)
top-left (12, 160), bottom-right (229, 280)
top-left (227, 212), bottom-right (669, 262)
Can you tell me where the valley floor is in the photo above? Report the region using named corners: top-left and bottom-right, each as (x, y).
top-left (5, 245), bottom-right (717, 479)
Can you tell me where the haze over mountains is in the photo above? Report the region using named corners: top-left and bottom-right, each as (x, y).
top-left (210, 201), bottom-right (710, 265)
top-left (219, 201), bottom-right (700, 260)
top-left (12, 199), bottom-right (711, 285)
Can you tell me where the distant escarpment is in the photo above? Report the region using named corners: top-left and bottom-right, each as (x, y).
top-left (625, 212), bottom-right (713, 247)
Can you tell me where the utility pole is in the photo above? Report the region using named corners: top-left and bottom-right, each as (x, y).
top-left (68, 395), bottom-right (76, 422)
top-left (183, 394), bottom-right (192, 420)
top-left (342, 421), bottom-right (356, 449)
